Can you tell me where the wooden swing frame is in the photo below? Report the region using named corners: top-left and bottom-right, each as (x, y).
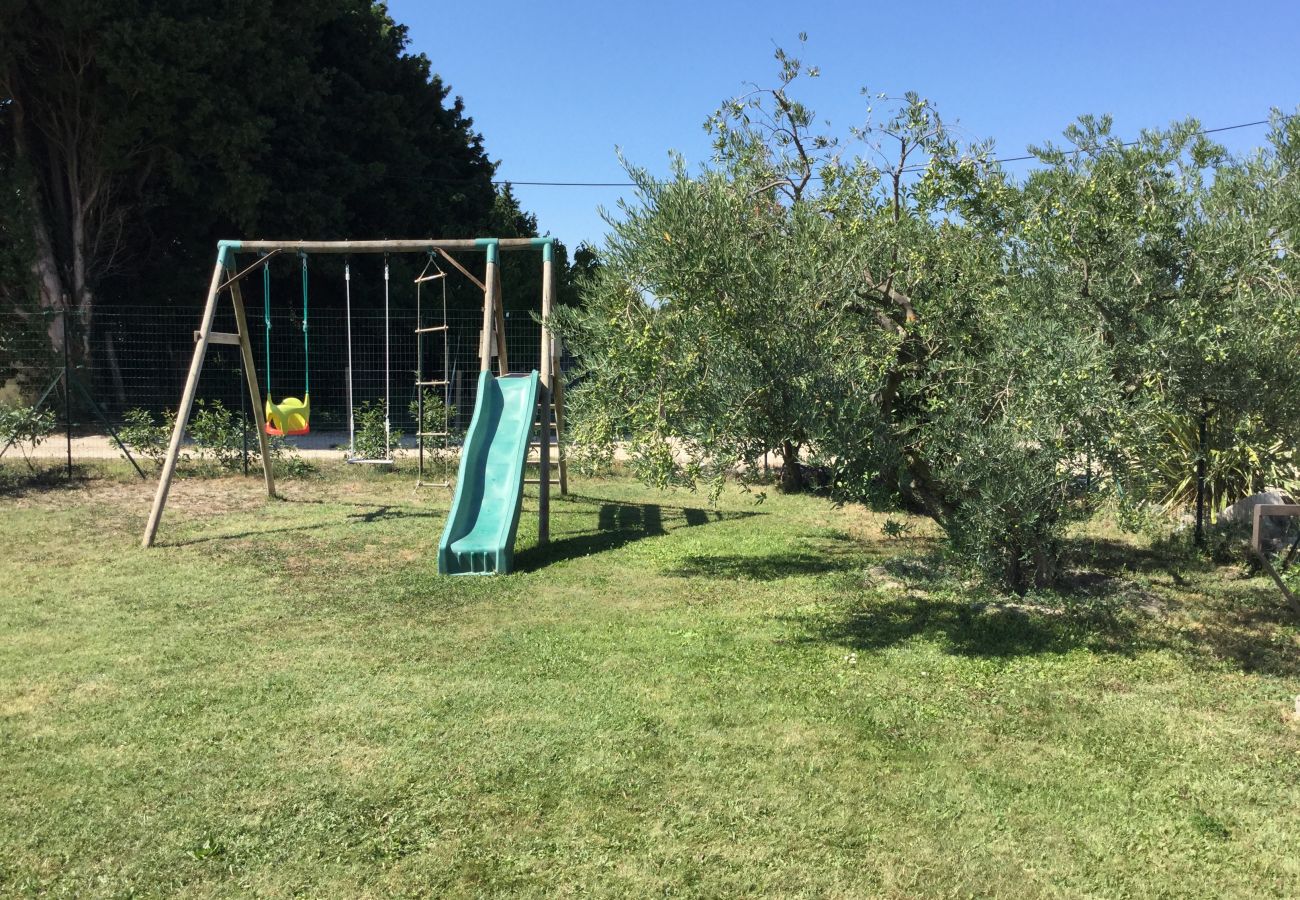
top-left (140, 237), bottom-right (568, 548)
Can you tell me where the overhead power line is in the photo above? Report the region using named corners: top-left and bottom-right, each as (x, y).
top-left (487, 111), bottom-right (1293, 188)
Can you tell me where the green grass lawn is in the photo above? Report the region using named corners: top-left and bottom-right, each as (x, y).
top-left (2, 464), bottom-right (1298, 897)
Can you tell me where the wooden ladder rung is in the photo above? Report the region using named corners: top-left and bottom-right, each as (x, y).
top-left (417, 431), bottom-right (451, 437)
top-left (525, 479), bottom-right (562, 485)
top-left (415, 380), bottom-right (449, 387)
top-left (415, 325), bottom-right (449, 333)
top-left (197, 330), bottom-right (242, 346)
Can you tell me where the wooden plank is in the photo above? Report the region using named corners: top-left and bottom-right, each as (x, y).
top-left (538, 247), bottom-right (555, 543)
top-left (1252, 546), bottom-right (1300, 615)
top-left (215, 248), bottom-right (281, 293)
top-left (436, 249), bottom-right (487, 292)
top-left (1251, 504), bottom-right (1300, 552)
top-left (493, 275), bottom-right (508, 376)
top-left (479, 254), bottom-right (497, 372)
top-left (142, 258), bottom-right (226, 547)
top-left (197, 330), bottom-right (241, 346)
top-left (229, 276), bottom-right (277, 499)
top-left (235, 238), bottom-right (541, 254)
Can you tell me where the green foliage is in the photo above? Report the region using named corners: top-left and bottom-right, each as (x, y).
top-left (881, 517), bottom-right (912, 539)
top-left (187, 400), bottom-right (254, 471)
top-left (118, 407), bottom-right (177, 468)
top-left (0, 402), bottom-right (56, 448)
top-left (1145, 412), bottom-right (1300, 513)
top-left (350, 400), bottom-right (400, 463)
top-left (408, 389), bottom-right (456, 442)
top-left (1, 0), bottom-right (507, 362)
top-left (561, 46), bottom-right (1300, 592)
top-left (119, 404), bottom-right (305, 475)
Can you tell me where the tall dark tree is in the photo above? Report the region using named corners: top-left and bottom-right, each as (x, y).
top-left (0, 0), bottom-right (502, 360)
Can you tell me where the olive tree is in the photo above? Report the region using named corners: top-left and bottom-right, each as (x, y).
top-left (560, 47), bottom-right (1300, 591)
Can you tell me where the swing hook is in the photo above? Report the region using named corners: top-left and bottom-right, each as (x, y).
top-left (414, 251), bottom-right (446, 284)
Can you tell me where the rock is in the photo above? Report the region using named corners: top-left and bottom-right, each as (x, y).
top-left (1217, 490), bottom-right (1298, 548)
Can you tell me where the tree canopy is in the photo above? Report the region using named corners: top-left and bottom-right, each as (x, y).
top-left (557, 44), bottom-right (1300, 591)
top-left (0, 0), bottom-right (581, 357)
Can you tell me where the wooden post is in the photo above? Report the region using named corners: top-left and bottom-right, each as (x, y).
top-left (493, 275), bottom-right (508, 376)
top-left (229, 276), bottom-right (276, 498)
top-left (436, 248), bottom-right (486, 292)
top-left (538, 246), bottom-right (554, 544)
top-left (141, 255), bottom-right (226, 547)
top-left (479, 249), bottom-right (497, 372)
top-left (1251, 504), bottom-right (1300, 554)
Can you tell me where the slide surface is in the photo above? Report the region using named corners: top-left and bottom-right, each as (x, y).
top-left (438, 370), bottom-right (540, 575)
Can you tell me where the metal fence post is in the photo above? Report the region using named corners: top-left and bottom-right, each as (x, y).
top-left (62, 305), bottom-right (72, 479)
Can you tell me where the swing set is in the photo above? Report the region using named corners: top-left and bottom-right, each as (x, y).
top-left (141, 237), bottom-right (567, 554)
top-left (259, 250), bottom-right (453, 469)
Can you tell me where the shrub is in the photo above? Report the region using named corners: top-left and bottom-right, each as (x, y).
top-left (119, 407), bottom-right (177, 468)
top-left (0, 402), bottom-right (57, 450)
top-left (350, 400), bottom-right (401, 463)
top-left (120, 403), bottom-right (306, 475)
top-left (408, 389), bottom-right (456, 442)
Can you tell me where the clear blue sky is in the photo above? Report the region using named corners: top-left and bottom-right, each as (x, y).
top-left (389, 0), bottom-right (1300, 250)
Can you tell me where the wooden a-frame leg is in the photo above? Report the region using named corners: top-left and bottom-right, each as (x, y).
top-left (141, 258), bottom-right (226, 547)
top-left (538, 247), bottom-right (555, 542)
top-left (493, 275), bottom-right (508, 376)
top-left (230, 277), bottom-right (276, 499)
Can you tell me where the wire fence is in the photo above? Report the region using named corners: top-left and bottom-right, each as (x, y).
top-left (0, 301), bottom-right (566, 468)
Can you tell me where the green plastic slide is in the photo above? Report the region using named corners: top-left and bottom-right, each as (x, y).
top-left (438, 370), bottom-right (540, 575)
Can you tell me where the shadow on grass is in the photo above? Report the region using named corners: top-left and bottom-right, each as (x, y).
top-left (1177, 585), bottom-right (1300, 676)
top-left (664, 551), bottom-right (858, 581)
top-left (795, 536), bottom-right (1300, 676)
top-left (513, 494), bottom-right (761, 571)
top-left (1060, 535), bottom-right (1211, 585)
top-left (168, 499), bottom-right (439, 546)
top-left (0, 462), bottom-right (96, 497)
top-left (802, 592), bottom-right (1149, 660)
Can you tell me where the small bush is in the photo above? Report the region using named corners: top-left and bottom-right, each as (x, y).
top-left (120, 404), bottom-right (306, 475)
top-left (408, 389), bottom-right (456, 441)
top-left (0, 402), bottom-right (57, 449)
top-left (119, 407), bottom-right (177, 468)
top-left (350, 400), bottom-right (400, 462)
top-left (188, 400), bottom-right (246, 471)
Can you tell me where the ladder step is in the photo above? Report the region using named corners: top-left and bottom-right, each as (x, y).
top-left (415, 325), bottom-right (450, 333)
top-left (415, 380), bottom-right (449, 387)
top-left (197, 330), bottom-right (242, 346)
top-left (525, 479), bottom-right (562, 485)
top-left (417, 431), bottom-right (451, 437)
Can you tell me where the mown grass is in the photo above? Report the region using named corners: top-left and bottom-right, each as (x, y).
top-left (2, 461), bottom-right (1298, 897)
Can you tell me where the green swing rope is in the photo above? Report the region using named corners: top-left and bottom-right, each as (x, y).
top-left (260, 255), bottom-right (310, 400)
